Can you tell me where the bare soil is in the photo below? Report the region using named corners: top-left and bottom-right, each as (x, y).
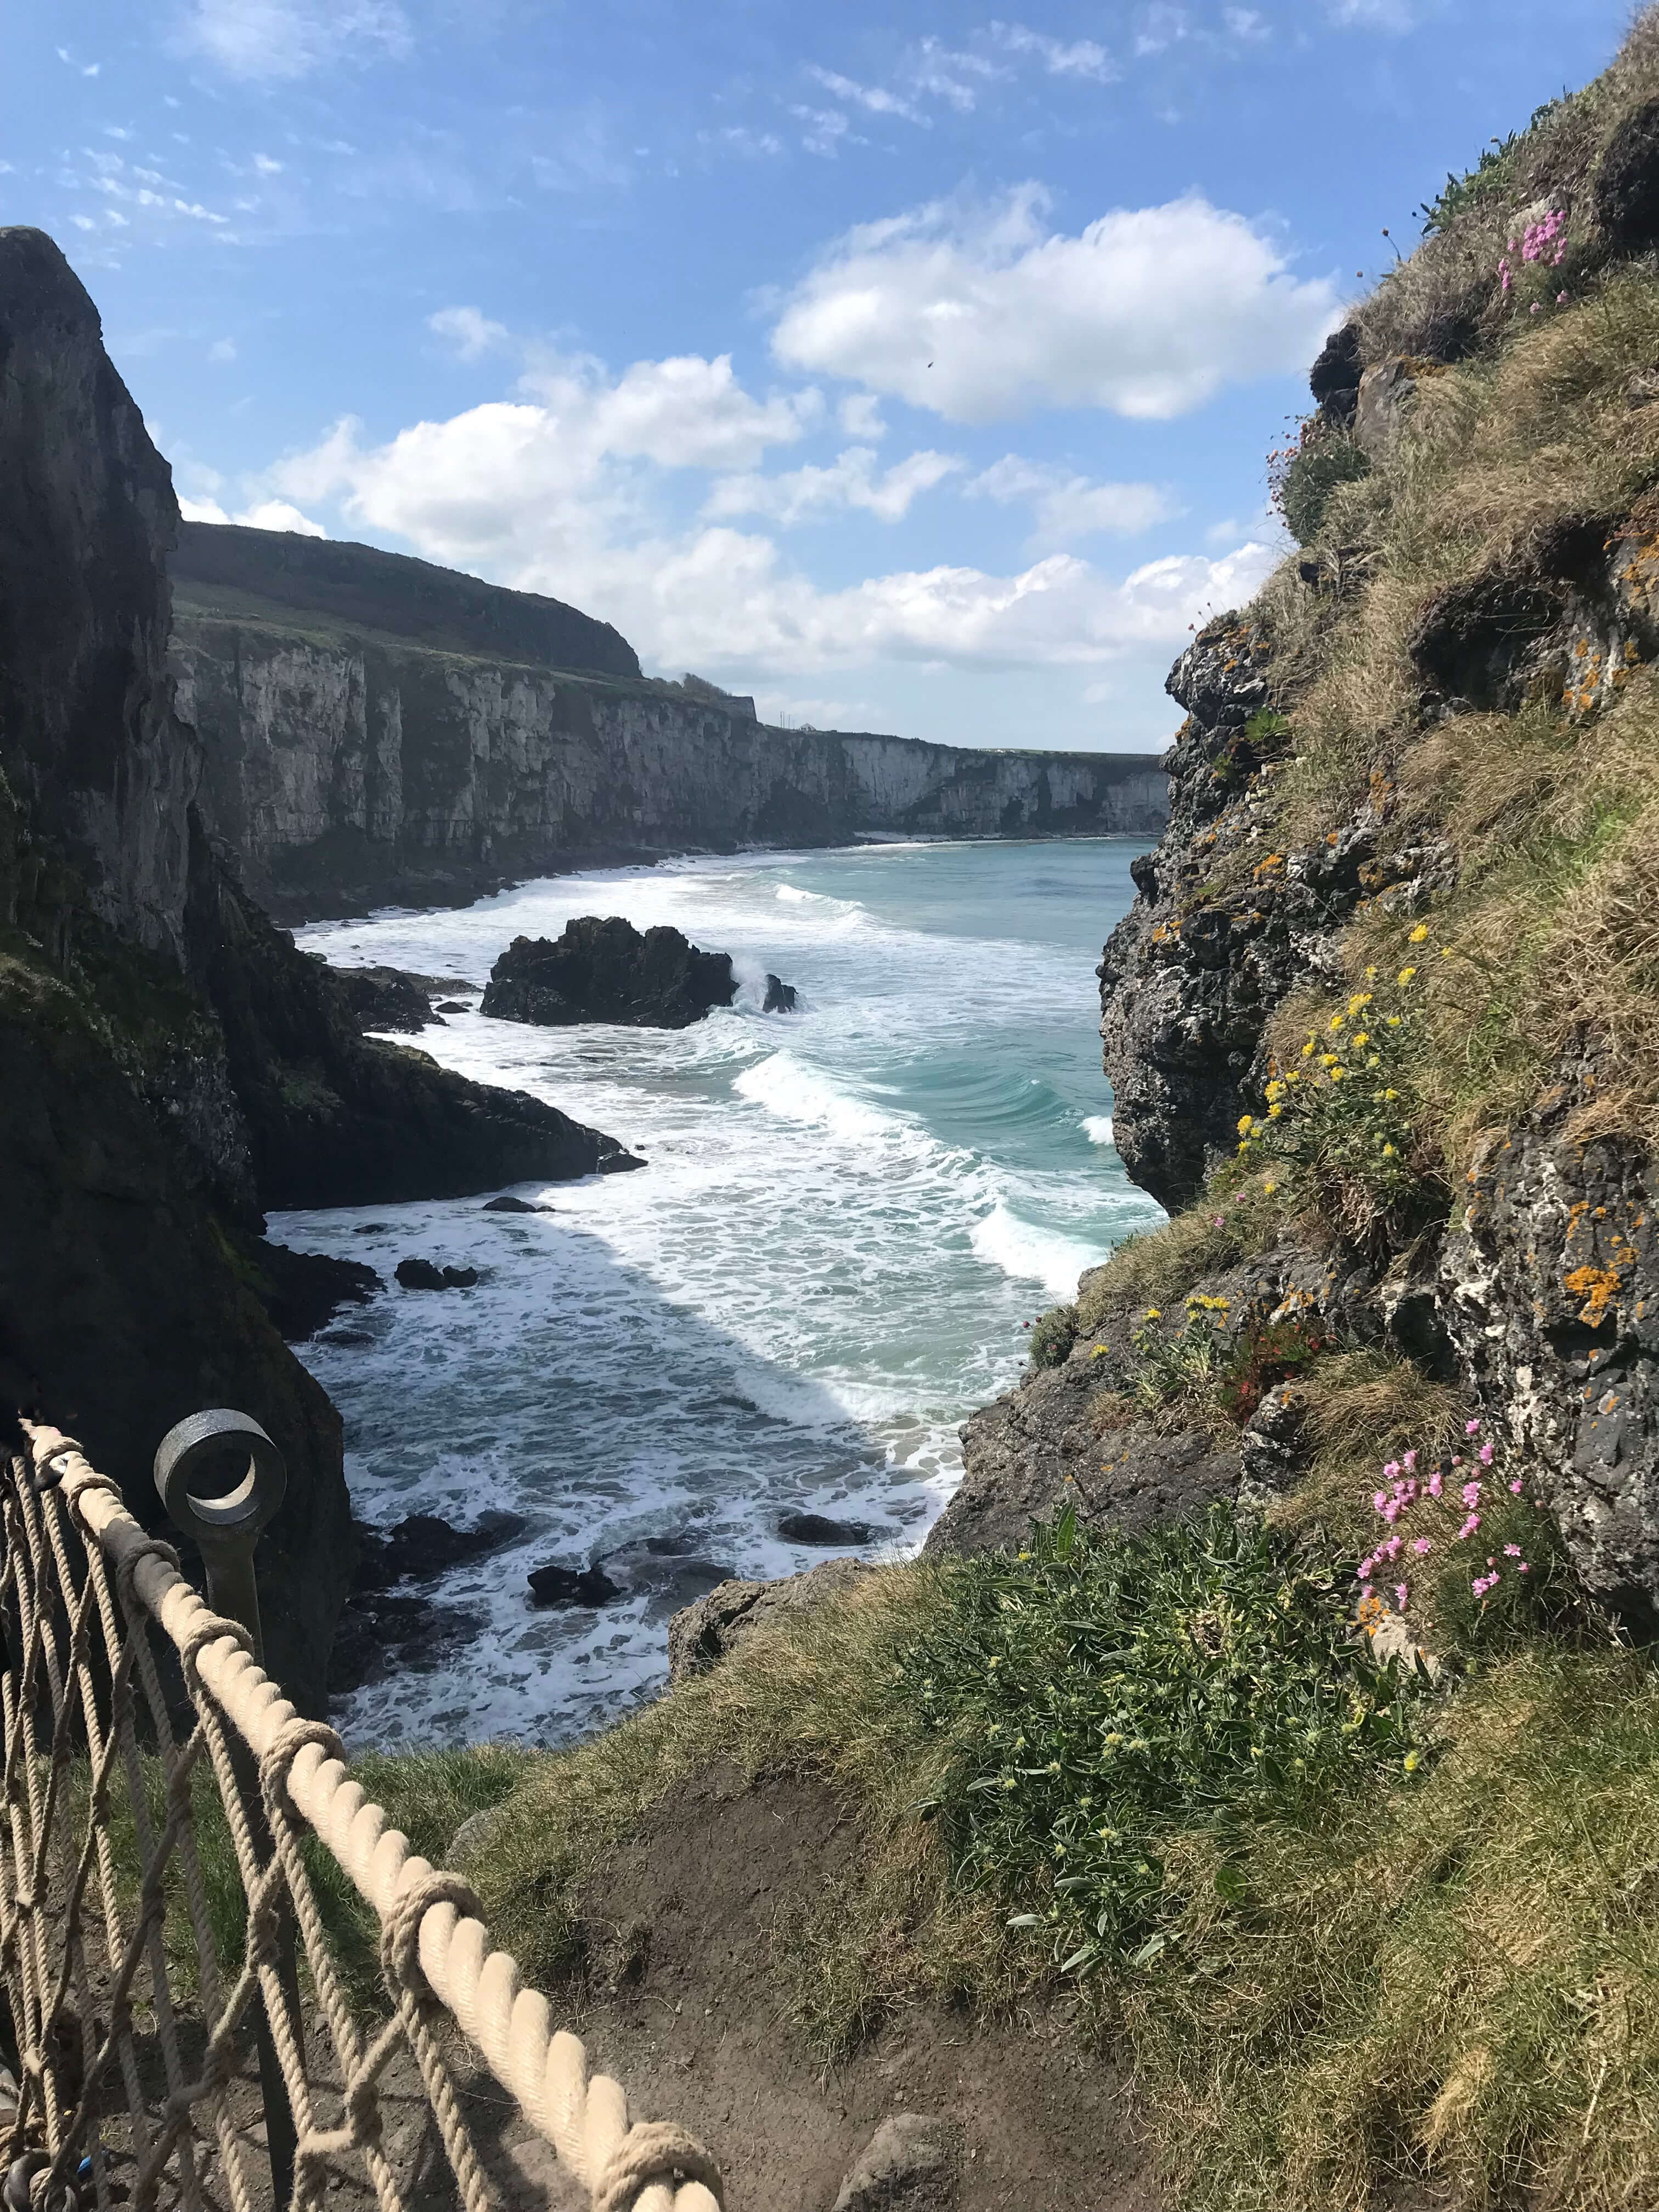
top-left (460, 1765), bottom-right (1159, 2212)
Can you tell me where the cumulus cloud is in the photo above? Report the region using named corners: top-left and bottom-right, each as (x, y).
top-left (259, 349), bottom-right (1275, 682)
top-left (207, 336), bottom-right (238, 362)
top-left (968, 455), bottom-right (1177, 543)
top-left (180, 494), bottom-right (326, 535)
top-left (176, 0), bottom-right (409, 80)
top-left (704, 446), bottom-right (961, 527)
top-left (428, 306), bottom-right (509, 362)
top-left (772, 186), bottom-right (1339, 425)
top-left (838, 392), bottom-right (887, 441)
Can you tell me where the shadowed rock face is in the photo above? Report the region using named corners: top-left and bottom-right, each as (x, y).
top-left (482, 915), bottom-right (749, 1030)
top-left (0, 229), bottom-right (193, 958)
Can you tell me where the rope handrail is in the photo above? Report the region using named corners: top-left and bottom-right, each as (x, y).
top-left (1, 1420), bottom-right (723, 2212)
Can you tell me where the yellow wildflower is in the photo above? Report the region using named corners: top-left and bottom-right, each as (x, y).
top-left (1347, 992), bottom-right (1373, 1014)
top-left (1262, 1179), bottom-right (1278, 1195)
top-left (1397, 966), bottom-right (1417, 986)
top-left (1352, 1030), bottom-right (1369, 1047)
top-left (1268, 1102), bottom-right (1283, 1118)
top-left (1363, 964), bottom-right (1378, 982)
top-left (1321, 1053), bottom-right (1339, 1068)
top-left (1330, 1067), bottom-right (1346, 1082)
top-left (1301, 1040), bottom-right (1315, 1058)
top-left (1386, 1014), bottom-right (1402, 1028)
top-left (1382, 1142), bottom-right (1397, 1157)
top-left (1384, 1088), bottom-right (1399, 1101)
top-left (1144, 1308), bottom-right (1162, 1320)
top-left (1237, 1113), bottom-right (1255, 1133)
top-left (1285, 1070), bottom-right (1300, 1084)
top-left (1329, 1013), bottom-right (1346, 1031)
top-left (1409, 923), bottom-right (1429, 944)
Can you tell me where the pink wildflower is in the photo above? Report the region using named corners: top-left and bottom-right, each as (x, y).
top-left (1504, 1544), bottom-right (1522, 1558)
top-left (1395, 1583), bottom-right (1409, 1609)
top-left (1428, 1471), bottom-right (1443, 1498)
top-left (1557, 290), bottom-right (1568, 304)
top-left (1479, 1441), bottom-right (1494, 1465)
top-left (1383, 1460), bottom-right (1401, 1481)
top-left (1465, 1420), bottom-right (1481, 1436)
top-left (1509, 1478), bottom-right (1523, 1496)
top-left (1373, 1489), bottom-right (1387, 1513)
top-left (1461, 1481), bottom-right (1482, 1508)
top-left (1459, 1514), bottom-right (1481, 1539)
top-left (1403, 1449), bottom-right (1418, 1471)
top-left (1412, 1537), bottom-right (1432, 1556)
top-left (1519, 1562), bottom-right (1531, 1575)
top-left (1531, 302), bottom-right (1542, 313)
top-left (1382, 1500), bottom-right (1401, 1525)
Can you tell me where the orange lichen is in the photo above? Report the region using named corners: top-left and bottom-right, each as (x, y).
top-left (1565, 1264), bottom-right (1622, 1327)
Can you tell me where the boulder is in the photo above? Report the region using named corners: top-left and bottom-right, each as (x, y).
top-left (482, 1194), bottom-right (548, 1214)
top-left (395, 1257), bottom-right (478, 1291)
top-left (1308, 319), bottom-right (1363, 425)
top-left (833, 2112), bottom-right (964, 2210)
top-left (527, 1561), bottom-right (623, 1607)
top-left (667, 1557), bottom-right (871, 1683)
top-left (777, 1510), bottom-right (876, 1547)
top-left (763, 973), bottom-right (799, 1013)
top-left (481, 915), bottom-right (793, 1030)
top-left (1353, 357), bottom-right (1425, 462)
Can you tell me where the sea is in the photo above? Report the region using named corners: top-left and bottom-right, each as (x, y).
top-left (269, 837), bottom-right (1161, 1748)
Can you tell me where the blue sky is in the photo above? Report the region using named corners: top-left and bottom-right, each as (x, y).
top-left (2, 0), bottom-right (1632, 750)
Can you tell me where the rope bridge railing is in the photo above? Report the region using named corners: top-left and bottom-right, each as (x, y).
top-left (0, 1416), bottom-right (723, 2212)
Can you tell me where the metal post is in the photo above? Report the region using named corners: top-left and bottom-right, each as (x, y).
top-left (153, 1412), bottom-right (300, 2209)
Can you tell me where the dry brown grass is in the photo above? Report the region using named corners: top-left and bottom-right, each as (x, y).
top-left (1267, 1348), bottom-right (1464, 1549)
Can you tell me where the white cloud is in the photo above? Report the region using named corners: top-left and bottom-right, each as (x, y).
top-left (260, 359), bottom-right (1276, 684)
top-left (528, 113), bottom-right (631, 193)
top-left (909, 37), bottom-right (998, 112)
top-left (989, 22), bottom-right (1117, 81)
top-left (704, 446), bottom-right (961, 527)
top-left (792, 106), bottom-right (855, 158)
top-left (806, 67), bottom-right (923, 122)
top-left (176, 0), bottom-right (410, 81)
top-left (1224, 7), bottom-right (1271, 37)
top-left (1328, 0), bottom-right (1415, 24)
top-left (208, 336), bottom-right (238, 362)
top-left (428, 305), bottom-right (509, 362)
top-left (252, 153), bottom-right (285, 174)
top-left (179, 494), bottom-right (326, 536)
top-left (838, 392), bottom-right (887, 440)
top-left (968, 455), bottom-right (1176, 543)
top-left (771, 185), bottom-right (1340, 423)
top-left (1135, 5), bottom-right (1189, 54)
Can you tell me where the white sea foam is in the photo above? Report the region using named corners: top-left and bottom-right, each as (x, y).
top-left (1083, 1114), bottom-right (1115, 1147)
top-left (733, 1049), bottom-right (907, 1147)
top-left (969, 1199), bottom-right (1103, 1302)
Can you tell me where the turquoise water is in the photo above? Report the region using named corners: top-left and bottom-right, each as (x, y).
top-left (273, 837), bottom-right (1161, 1745)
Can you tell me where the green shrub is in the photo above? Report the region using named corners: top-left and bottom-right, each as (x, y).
top-left (902, 1502), bottom-right (1425, 1977)
top-left (1027, 1302), bottom-right (1077, 1369)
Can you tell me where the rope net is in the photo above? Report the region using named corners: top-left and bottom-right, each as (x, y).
top-left (0, 1423), bottom-right (722, 2212)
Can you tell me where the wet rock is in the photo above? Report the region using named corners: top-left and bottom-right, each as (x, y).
top-left (527, 1561), bottom-right (623, 1607)
top-left (353, 1509), bottom-right (527, 1590)
top-left (328, 1590), bottom-right (480, 1695)
top-left (777, 1510), bottom-right (876, 1547)
top-left (481, 1194), bottom-right (548, 1214)
top-left (395, 1257), bottom-right (479, 1290)
top-left (481, 916), bottom-right (742, 1029)
top-left (1594, 94), bottom-right (1659, 252)
top-left (833, 2112), bottom-right (964, 2211)
top-left (763, 972), bottom-right (799, 1013)
top-left (435, 1000), bottom-right (471, 1014)
top-left (321, 962), bottom-right (442, 1035)
top-left (253, 1242), bottom-right (381, 1341)
top-left (667, 1558), bottom-right (871, 1683)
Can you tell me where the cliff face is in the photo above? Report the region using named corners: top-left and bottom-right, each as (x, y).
top-left (169, 568), bottom-right (1166, 919)
top-left (0, 230), bottom-right (194, 958)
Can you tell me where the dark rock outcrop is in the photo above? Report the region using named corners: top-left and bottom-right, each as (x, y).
top-left (1594, 95), bottom-right (1659, 252)
top-left (354, 1508), bottom-right (526, 1589)
top-left (253, 1243), bottom-right (381, 1340)
top-left (763, 973), bottom-right (798, 1014)
top-left (394, 1258), bottom-right (478, 1291)
top-left (187, 854), bottom-right (641, 1207)
top-left (321, 962), bottom-right (443, 1034)
top-left (777, 1510), bottom-right (876, 1547)
top-left (527, 1560), bottom-right (623, 1608)
top-left (482, 916), bottom-right (761, 1030)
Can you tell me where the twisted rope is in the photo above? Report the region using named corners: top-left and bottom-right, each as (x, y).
top-left (19, 1424), bottom-right (724, 2212)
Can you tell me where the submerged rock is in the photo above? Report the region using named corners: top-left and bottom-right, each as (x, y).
top-left (777, 1510), bottom-right (876, 1547)
top-left (481, 915), bottom-right (796, 1030)
top-left (528, 1560), bottom-right (623, 1607)
top-left (481, 1193), bottom-right (551, 1214)
top-left (354, 1508), bottom-right (526, 1589)
top-left (394, 1257), bottom-right (478, 1290)
top-left (763, 972), bottom-right (799, 1013)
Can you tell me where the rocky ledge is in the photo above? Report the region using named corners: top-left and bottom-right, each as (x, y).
top-left (481, 915), bottom-right (796, 1030)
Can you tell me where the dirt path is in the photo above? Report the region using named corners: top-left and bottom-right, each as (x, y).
top-left (470, 1766), bottom-right (1159, 2212)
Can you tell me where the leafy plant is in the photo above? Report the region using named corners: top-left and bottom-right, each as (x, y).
top-left (902, 1503), bottom-right (1424, 1977)
top-left (1414, 99), bottom-right (1563, 235)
